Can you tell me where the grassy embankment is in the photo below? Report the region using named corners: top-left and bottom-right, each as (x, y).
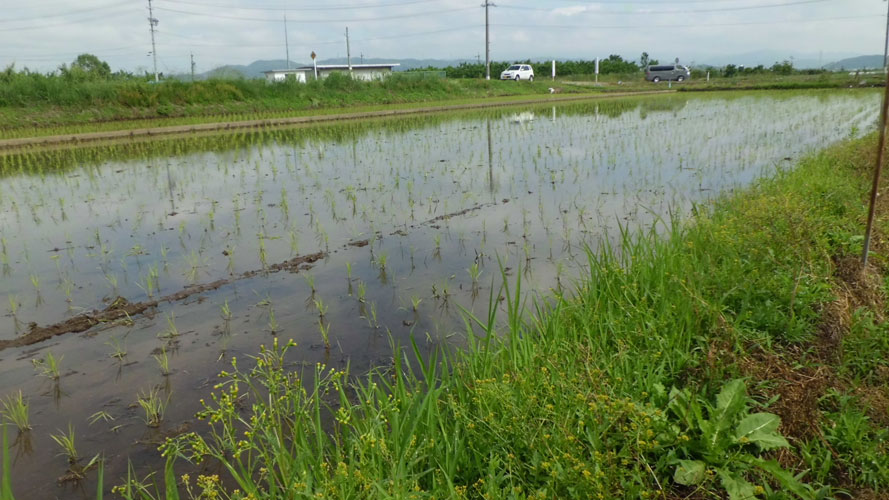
top-left (70, 132), bottom-right (889, 500)
top-left (0, 75), bottom-right (589, 140)
top-left (563, 71), bottom-right (885, 90)
top-left (0, 72), bottom-right (882, 141)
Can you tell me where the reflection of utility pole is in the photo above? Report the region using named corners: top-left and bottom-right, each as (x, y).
top-left (147, 0), bottom-right (159, 82)
top-left (482, 1), bottom-right (496, 80)
top-left (486, 119), bottom-right (494, 196)
top-left (166, 164), bottom-right (176, 212)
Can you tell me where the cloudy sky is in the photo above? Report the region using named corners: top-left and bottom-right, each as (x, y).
top-left (1, 0), bottom-right (886, 74)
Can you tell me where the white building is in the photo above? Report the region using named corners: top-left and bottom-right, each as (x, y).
top-left (263, 63), bottom-right (400, 83)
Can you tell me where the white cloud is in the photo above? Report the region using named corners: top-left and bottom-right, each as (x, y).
top-left (0, 0), bottom-right (884, 72)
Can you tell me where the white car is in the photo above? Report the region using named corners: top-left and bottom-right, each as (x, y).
top-left (500, 64), bottom-right (534, 81)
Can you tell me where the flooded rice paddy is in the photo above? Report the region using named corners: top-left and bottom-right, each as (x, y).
top-left (0, 90), bottom-right (879, 497)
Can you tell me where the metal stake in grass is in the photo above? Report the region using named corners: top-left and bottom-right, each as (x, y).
top-left (862, 16), bottom-right (889, 267)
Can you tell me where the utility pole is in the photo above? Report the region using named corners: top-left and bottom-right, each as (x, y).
top-left (284, 15), bottom-right (291, 69)
top-left (862, 0), bottom-right (889, 266)
top-left (360, 52), bottom-right (364, 64)
top-left (482, 1), bottom-right (495, 80)
top-left (147, 0), bottom-right (159, 82)
top-left (190, 53), bottom-right (195, 82)
top-left (346, 27), bottom-right (352, 73)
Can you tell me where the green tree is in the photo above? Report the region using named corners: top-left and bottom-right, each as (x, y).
top-left (60, 53), bottom-right (111, 80)
top-left (770, 59), bottom-right (794, 75)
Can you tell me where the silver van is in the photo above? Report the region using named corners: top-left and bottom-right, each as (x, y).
top-left (645, 65), bottom-right (690, 82)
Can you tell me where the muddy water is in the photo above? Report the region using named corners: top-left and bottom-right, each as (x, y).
top-left (0, 90), bottom-right (879, 497)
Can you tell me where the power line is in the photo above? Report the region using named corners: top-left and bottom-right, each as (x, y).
top-left (0, 1), bottom-right (132, 24)
top-left (0, 5), bottom-right (136, 32)
top-left (151, 5), bottom-right (475, 23)
top-left (501, 0), bottom-right (836, 15)
top-left (156, 24), bottom-right (481, 48)
top-left (492, 14), bottom-right (881, 30)
top-left (154, 0), bottom-right (439, 12)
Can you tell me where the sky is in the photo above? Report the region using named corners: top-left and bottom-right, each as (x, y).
top-left (0, 0), bottom-right (886, 74)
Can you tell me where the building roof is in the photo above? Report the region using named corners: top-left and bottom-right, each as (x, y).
top-left (264, 63), bottom-right (400, 74)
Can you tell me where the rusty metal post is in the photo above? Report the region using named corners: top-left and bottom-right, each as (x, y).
top-left (862, 73), bottom-right (889, 267)
top-left (862, 4), bottom-right (889, 267)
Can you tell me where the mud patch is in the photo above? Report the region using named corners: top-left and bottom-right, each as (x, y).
top-left (0, 251), bottom-right (327, 352)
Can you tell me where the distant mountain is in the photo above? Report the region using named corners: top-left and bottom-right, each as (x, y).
top-left (823, 55), bottom-right (885, 71)
top-left (201, 59), bottom-right (305, 79)
top-left (699, 50), bottom-right (858, 69)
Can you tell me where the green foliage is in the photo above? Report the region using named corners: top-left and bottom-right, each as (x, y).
top-left (840, 308), bottom-right (889, 383)
top-left (0, 391), bottom-right (30, 432)
top-left (771, 60), bottom-right (795, 76)
top-left (62, 54), bottom-right (112, 81)
top-left (802, 390), bottom-right (889, 490)
top-left (658, 380), bottom-right (813, 499)
top-left (414, 55), bottom-right (641, 79)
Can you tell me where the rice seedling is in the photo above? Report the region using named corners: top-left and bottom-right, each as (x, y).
top-left (257, 232), bottom-right (268, 270)
top-left (104, 273), bottom-right (119, 294)
top-left (156, 313), bottom-right (179, 339)
top-left (32, 352), bottom-right (62, 380)
top-left (153, 348), bottom-right (171, 376)
top-left (318, 320), bottom-right (331, 349)
top-left (88, 410), bottom-right (114, 425)
top-left (0, 391), bottom-right (30, 432)
top-left (410, 295), bottom-right (423, 311)
top-left (267, 304), bottom-right (279, 333)
top-left (50, 423), bottom-right (78, 464)
top-left (289, 230), bottom-right (299, 256)
top-left (137, 387), bottom-right (169, 428)
top-left (6, 295), bottom-right (17, 318)
top-left (184, 250), bottom-right (203, 283)
top-left (304, 273), bottom-right (316, 293)
top-left (356, 281), bottom-right (367, 303)
top-left (220, 299), bottom-right (232, 321)
top-left (467, 262), bottom-right (482, 285)
top-left (368, 301), bottom-right (379, 329)
top-left (106, 336), bottom-right (127, 360)
top-left (314, 297), bottom-right (328, 318)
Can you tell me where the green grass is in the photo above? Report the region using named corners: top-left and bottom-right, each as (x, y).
top-left (0, 75), bottom-right (593, 140)
top-left (0, 71), bottom-right (876, 141)
top-left (108, 134), bottom-right (889, 499)
top-left (1, 425), bottom-right (12, 500)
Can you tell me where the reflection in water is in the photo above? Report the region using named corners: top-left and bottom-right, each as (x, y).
top-left (0, 90), bottom-right (881, 498)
